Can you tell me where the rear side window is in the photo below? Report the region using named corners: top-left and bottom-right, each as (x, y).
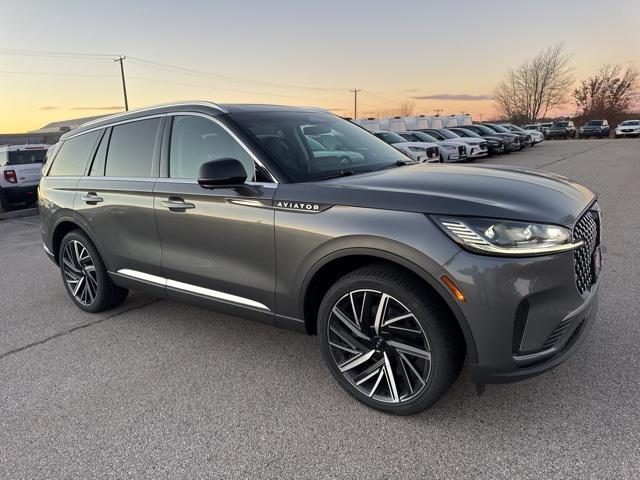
top-left (48, 131), bottom-right (100, 176)
top-left (105, 118), bottom-right (160, 177)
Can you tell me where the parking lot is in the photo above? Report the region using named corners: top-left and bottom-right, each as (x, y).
top-left (1, 139), bottom-right (639, 479)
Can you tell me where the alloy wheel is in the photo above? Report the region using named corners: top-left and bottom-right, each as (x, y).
top-left (327, 289), bottom-right (432, 404)
top-left (62, 240), bottom-right (98, 306)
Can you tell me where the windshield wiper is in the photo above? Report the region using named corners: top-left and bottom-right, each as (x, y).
top-left (374, 159), bottom-right (415, 171)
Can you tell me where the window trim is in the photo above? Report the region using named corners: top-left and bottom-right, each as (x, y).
top-left (162, 112), bottom-right (278, 184)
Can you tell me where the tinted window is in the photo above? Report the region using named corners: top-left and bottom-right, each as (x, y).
top-left (230, 111), bottom-right (404, 182)
top-left (8, 149), bottom-right (47, 165)
top-left (587, 120), bottom-right (603, 126)
top-left (48, 131), bottom-right (100, 176)
top-left (105, 118), bottom-right (160, 177)
top-left (89, 129), bottom-right (109, 176)
top-left (169, 115), bottom-right (255, 180)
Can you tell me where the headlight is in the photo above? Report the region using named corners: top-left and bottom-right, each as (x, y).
top-left (432, 216), bottom-right (583, 256)
top-left (408, 146), bottom-right (426, 152)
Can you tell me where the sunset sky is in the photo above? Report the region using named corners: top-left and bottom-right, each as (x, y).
top-left (1, 0), bottom-right (638, 132)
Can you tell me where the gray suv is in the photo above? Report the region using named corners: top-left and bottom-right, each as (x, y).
top-left (40, 102), bottom-right (602, 415)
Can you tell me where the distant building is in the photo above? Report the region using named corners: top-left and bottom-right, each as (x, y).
top-left (0, 114), bottom-right (111, 146)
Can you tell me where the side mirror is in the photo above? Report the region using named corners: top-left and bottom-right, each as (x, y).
top-left (197, 158), bottom-right (247, 188)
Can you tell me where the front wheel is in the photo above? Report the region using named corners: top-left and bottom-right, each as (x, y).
top-left (59, 230), bottom-right (129, 312)
top-left (318, 265), bottom-right (464, 415)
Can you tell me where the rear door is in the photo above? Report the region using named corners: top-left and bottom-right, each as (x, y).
top-left (154, 113), bottom-right (277, 321)
top-left (75, 117), bottom-right (164, 278)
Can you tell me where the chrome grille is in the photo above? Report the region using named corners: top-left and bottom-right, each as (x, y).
top-left (573, 205), bottom-right (600, 295)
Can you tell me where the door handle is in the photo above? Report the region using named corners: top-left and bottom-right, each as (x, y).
top-left (162, 198), bottom-right (195, 211)
top-left (81, 192), bottom-right (103, 204)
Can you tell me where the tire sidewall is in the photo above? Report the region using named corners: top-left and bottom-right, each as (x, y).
top-left (318, 273), bottom-right (453, 415)
top-left (59, 231), bottom-right (109, 313)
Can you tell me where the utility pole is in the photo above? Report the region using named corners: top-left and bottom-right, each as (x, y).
top-left (479, 112), bottom-right (483, 122)
top-left (114, 56), bottom-right (129, 111)
top-left (434, 108), bottom-right (443, 116)
top-left (350, 89), bottom-right (361, 119)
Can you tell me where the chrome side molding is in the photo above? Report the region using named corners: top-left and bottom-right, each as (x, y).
top-left (116, 268), bottom-right (270, 311)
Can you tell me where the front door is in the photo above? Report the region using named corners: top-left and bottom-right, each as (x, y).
top-left (154, 114), bottom-right (277, 322)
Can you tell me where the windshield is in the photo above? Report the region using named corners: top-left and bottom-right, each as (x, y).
top-left (229, 111), bottom-right (406, 182)
top-left (6, 149), bottom-right (47, 165)
top-left (470, 124), bottom-right (495, 135)
top-left (485, 124), bottom-right (510, 133)
top-left (554, 121), bottom-right (569, 127)
top-left (374, 132), bottom-right (407, 144)
top-left (422, 130), bottom-right (446, 140)
top-left (408, 131), bottom-right (438, 143)
top-left (451, 128), bottom-right (481, 138)
top-left (621, 120), bottom-right (640, 126)
top-left (586, 120), bottom-right (603, 126)
top-left (435, 129), bottom-right (459, 139)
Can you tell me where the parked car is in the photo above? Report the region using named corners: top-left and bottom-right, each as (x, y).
top-left (483, 124), bottom-right (532, 147)
top-left (372, 131), bottom-right (442, 162)
top-left (459, 124), bottom-right (522, 151)
top-left (0, 144), bottom-right (49, 210)
top-left (578, 120), bottom-right (610, 138)
top-left (539, 122), bottom-right (553, 135)
top-left (614, 119), bottom-right (640, 138)
top-left (523, 123), bottom-right (542, 132)
top-left (499, 123), bottom-right (544, 144)
top-left (40, 102), bottom-right (602, 415)
top-left (447, 127), bottom-right (506, 155)
top-left (412, 128), bottom-right (488, 160)
top-left (396, 131), bottom-right (468, 162)
top-left (546, 121), bottom-right (576, 140)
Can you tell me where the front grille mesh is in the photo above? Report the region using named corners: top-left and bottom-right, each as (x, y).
top-left (426, 146), bottom-right (436, 158)
top-left (573, 206), bottom-right (600, 295)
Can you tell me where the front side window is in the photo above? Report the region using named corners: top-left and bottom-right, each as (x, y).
top-left (169, 115), bottom-right (255, 180)
top-left (230, 111), bottom-right (404, 182)
top-left (48, 130), bottom-right (100, 176)
top-left (105, 118), bottom-right (160, 177)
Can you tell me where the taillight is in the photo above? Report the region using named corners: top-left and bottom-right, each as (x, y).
top-left (4, 170), bottom-right (17, 184)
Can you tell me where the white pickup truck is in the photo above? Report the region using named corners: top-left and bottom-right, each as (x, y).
top-left (0, 144), bottom-right (50, 210)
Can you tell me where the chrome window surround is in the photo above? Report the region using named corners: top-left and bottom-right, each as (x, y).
top-left (62, 111), bottom-right (278, 184)
top-left (76, 101), bottom-right (227, 130)
top-left (116, 268), bottom-right (270, 311)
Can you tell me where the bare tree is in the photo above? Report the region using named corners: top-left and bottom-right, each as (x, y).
top-left (396, 99), bottom-right (416, 117)
top-left (573, 64), bottom-right (639, 117)
top-left (494, 44), bottom-right (574, 123)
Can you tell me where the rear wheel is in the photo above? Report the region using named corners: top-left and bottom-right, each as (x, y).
top-left (59, 230), bottom-right (128, 312)
top-left (318, 264), bottom-right (464, 415)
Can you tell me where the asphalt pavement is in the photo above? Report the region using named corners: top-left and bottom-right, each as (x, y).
top-left (1, 139), bottom-right (639, 479)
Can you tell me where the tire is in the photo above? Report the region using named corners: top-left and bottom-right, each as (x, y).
top-left (317, 264), bottom-right (464, 415)
top-left (59, 230), bottom-right (128, 312)
top-left (0, 192), bottom-right (12, 211)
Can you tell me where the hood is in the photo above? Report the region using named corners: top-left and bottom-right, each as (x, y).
top-left (489, 132), bottom-right (519, 141)
top-left (436, 141), bottom-right (466, 148)
top-left (393, 141), bottom-right (438, 149)
top-left (581, 125), bottom-right (604, 130)
top-left (282, 163), bottom-right (595, 227)
top-left (454, 137), bottom-right (484, 145)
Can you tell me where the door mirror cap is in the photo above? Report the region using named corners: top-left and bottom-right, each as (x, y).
top-left (197, 158), bottom-right (247, 188)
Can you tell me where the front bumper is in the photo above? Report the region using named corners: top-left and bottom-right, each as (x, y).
top-left (615, 129), bottom-right (640, 137)
top-left (579, 129), bottom-right (608, 137)
top-left (440, 247), bottom-right (599, 384)
top-left (467, 145), bottom-right (489, 159)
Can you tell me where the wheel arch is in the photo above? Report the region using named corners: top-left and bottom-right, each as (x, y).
top-left (50, 213), bottom-right (101, 264)
top-left (300, 248), bottom-right (477, 363)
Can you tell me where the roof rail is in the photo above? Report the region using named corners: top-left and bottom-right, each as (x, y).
top-left (77, 101), bottom-right (227, 129)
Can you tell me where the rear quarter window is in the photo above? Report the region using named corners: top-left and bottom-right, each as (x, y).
top-left (48, 131), bottom-right (101, 176)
